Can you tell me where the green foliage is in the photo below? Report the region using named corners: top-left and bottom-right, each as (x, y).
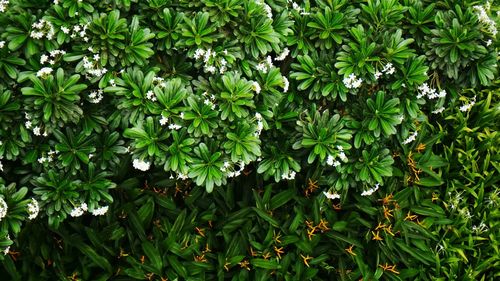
top-left (0, 0), bottom-right (499, 280)
top-left (21, 68), bottom-right (87, 128)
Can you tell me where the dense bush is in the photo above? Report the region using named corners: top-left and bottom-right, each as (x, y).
top-left (0, 0), bottom-right (499, 280)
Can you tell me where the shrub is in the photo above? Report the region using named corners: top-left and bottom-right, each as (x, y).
top-left (0, 0), bottom-right (498, 280)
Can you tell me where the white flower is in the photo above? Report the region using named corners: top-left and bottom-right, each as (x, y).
top-left (0, 0), bottom-right (9, 13)
top-left (486, 39), bottom-right (492, 46)
top-left (0, 197), bottom-right (7, 221)
top-left (70, 207), bottom-right (84, 217)
top-left (459, 96), bottom-right (476, 112)
top-left (91, 206), bottom-right (109, 216)
top-left (432, 107), bottom-right (445, 114)
top-left (37, 67), bottom-right (53, 78)
top-left (252, 81), bottom-right (261, 94)
top-left (177, 173), bottom-right (188, 180)
top-left (27, 198), bottom-right (39, 220)
top-left (282, 171), bottom-right (296, 180)
top-left (374, 71), bottom-right (382, 80)
top-left (282, 77), bottom-right (289, 92)
top-left (0, 41), bottom-right (5, 48)
top-left (361, 183), bottom-right (379, 196)
top-left (89, 90), bottom-right (103, 103)
top-left (133, 159), bottom-right (151, 171)
top-left (40, 54), bottom-right (49, 64)
top-left (194, 48), bottom-right (205, 59)
top-left (33, 126), bottom-right (41, 136)
top-left (61, 26), bottom-right (70, 34)
top-left (382, 63), bottom-right (395, 75)
top-left (338, 152), bottom-right (347, 162)
top-left (79, 202), bottom-right (88, 212)
top-left (256, 63), bottom-right (268, 73)
top-left (25, 120), bottom-right (32, 129)
top-left (275, 48), bottom-right (290, 61)
top-left (343, 73), bottom-right (362, 89)
top-left (0, 160), bottom-right (3, 172)
top-left (205, 66), bottom-right (216, 74)
top-left (168, 123), bottom-right (182, 130)
top-left (159, 115), bottom-right (169, 126)
top-left (263, 4), bottom-right (273, 18)
top-left (437, 90), bottom-right (447, 98)
top-left (326, 155), bottom-right (335, 166)
top-left (146, 90), bottom-right (157, 102)
top-left (403, 131), bottom-right (418, 145)
top-left (323, 191), bottom-right (340, 200)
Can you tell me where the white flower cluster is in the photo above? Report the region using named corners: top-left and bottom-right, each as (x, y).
top-left (474, 4), bottom-right (498, 37)
top-left (255, 0), bottom-right (272, 18)
top-left (256, 56), bottom-right (274, 73)
top-left (221, 160), bottom-right (246, 178)
top-left (193, 48), bottom-right (229, 74)
top-left (36, 67), bottom-right (53, 78)
top-left (0, 0), bottom-right (9, 13)
top-left (133, 159), bottom-right (151, 171)
top-left (326, 146), bottom-right (348, 167)
top-left (27, 198), bottom-right (39, 220)
top-left (432, 107), bottom-right (445, 114)
top-left (459, 96), bottom-right (476, 112)
top-left (25, 113), bottom-right (48, 137)
top-left (145, 90), bottom-right (157, 102)
top-left (0, 41), bottom-right (5, 48)
top-left (40, 50), bottom-right (66, 65)
top-left (68, 23), bottom-right (90, 41)
top-left (0, 197), bottom-right (7, 221)
top-left (275, 48), bottom-right (290, 61)
top-left (152, 76), bottom-right (167, 88)
top-left (417, 83), bottom-right (447, 100)
top-left (70, 202), bottom-right (88, 217)
top-left (70, 202), bottom-right (109, 217)
top-left (202, 91), bottom-right (217, 110)
top-left (252, 81), bottom-right (261, 94)
top-left (416, 83), bottom-right (447, 114)
top-left (91, 206), bottom-right (109, 216)
top-left (289, 1), bottom-right (310, 15)
top-left (282, 76), bottom-right (289, 92)
top-left (472, 222), bottom-right (489, 234)
top-left (374, 63), bottom-right (396, 80)
top-left (89, 89), bottom-right (104, 103)
top-left (159, 115), bottom-right (169, 126)
top-left (30, 19), bottom-right (55, 40)
top-left (361, 183), bottom-right (380, 196)
top-left (255, 112), bottom-right (264, 136)
top-left (281, 170), bottom-right (296, 180)
top-left (82, 54), bottom-right (108, 78)
top-left (38, 149), bottom-right (57, 164)
top-left (168, 123), bottom-right (182, 130)
top-left (323, 190), bottom-right (340, 200)
top-left (343, 73), bottom-right (363, 89)
top-left (403, 131), bottom-right (418, 145)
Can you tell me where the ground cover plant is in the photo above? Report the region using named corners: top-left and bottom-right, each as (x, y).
top-left (0, 0), bottom-right (499, 280)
